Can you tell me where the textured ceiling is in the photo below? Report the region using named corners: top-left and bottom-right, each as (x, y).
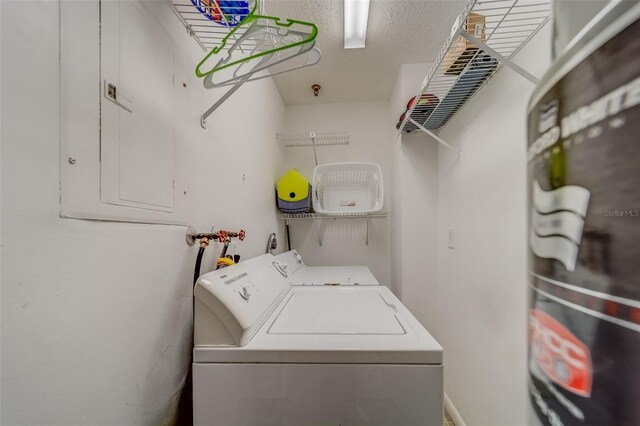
top-left (265, 0), bottom-right (466, 105)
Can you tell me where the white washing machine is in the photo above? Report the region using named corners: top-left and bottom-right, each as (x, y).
top-left (193, 253), bottom-right (443, 426)
top-left (275, 249), bottom-right (380, 286)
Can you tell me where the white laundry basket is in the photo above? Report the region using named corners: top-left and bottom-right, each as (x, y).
top-left (312, 162), bottom-right (384, 214)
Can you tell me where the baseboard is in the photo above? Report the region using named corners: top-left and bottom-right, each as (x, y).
top-left (445, 393), bottom-right (466, 426)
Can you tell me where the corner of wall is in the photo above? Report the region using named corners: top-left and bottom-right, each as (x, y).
top-left (389, 63), bottom-right (440, 332)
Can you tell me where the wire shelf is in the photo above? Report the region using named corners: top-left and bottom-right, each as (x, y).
top-left (282, 211), bottom-right (388, 246)
top-left (277, 132), bottom-right (350, 148)
top-left (399, 0), bottom-right (550, 134)
top-left (169, 0), bottom-right (258, 52)
top-left (281, 212), bottom-right (388, 220)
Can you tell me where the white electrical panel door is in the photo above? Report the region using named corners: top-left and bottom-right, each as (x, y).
top-left (101, 1), bottom-right (176, 213)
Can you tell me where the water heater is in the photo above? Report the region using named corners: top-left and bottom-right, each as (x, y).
top-left (526, 2), bottom-right (640, 425)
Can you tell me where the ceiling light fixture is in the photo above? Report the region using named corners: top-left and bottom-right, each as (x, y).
top-left (344, 0), bottom-right (370, 49)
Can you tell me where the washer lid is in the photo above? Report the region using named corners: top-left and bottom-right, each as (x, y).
top-left (194, 286), bottom-right (443, 365)
top-left (268, 291), bottom-right (405, 335)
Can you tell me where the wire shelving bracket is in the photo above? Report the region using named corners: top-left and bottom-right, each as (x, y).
top-left (397, 0), bottom-right (551, 151)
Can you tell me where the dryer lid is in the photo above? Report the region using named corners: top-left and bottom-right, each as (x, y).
top-left (268, 290), bottom-right (405, 335)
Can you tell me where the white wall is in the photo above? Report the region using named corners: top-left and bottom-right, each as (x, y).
top-left (0, 1), bottom-right (286, 424)
top-left (282, 102), bottom-right (393, 288)
top-left (389, 64), bottom-right (440, 332)
top-left (436, 25), bottom-right (552, 425)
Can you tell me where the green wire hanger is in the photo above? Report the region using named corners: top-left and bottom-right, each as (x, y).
top-left (202, 26), bottom-right (318, 88)
top-left (195, 13), bottom-right (318, 79)
top-left (203, 46), bottom-right (321, 88)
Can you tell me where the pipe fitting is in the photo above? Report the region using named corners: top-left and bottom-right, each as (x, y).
top-left (199, 237), bottom-right (210, 249)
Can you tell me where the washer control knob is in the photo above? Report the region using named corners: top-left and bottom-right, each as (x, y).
top-left (272, 262), bottom-right (288, 278)
top-left (240, 287), bottom-right (250, 300)
top-left (295, 254), bottom-right (302, 263)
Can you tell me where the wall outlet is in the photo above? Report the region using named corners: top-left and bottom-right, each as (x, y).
top-left (448, 229), bottom-right (455, 249)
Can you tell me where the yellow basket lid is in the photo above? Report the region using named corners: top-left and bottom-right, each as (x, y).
top-left (277, 169), bottom-right (310, 202)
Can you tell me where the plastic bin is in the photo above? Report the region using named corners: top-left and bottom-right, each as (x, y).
top-left (312, 162), bottom-right (383, 214)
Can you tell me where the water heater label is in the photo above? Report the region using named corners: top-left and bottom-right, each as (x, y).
top-left (529, 181), bottom-right (590, 271)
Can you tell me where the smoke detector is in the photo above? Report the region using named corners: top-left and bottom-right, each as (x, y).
top-left (312, 84), bottom-right (321, 97)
